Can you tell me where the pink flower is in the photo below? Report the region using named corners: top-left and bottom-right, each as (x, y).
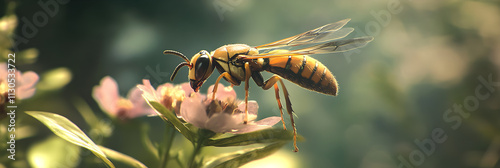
top-left (92, 76), bottom-right (154, 120)
top-left (0, 63), bottom-right (39, 100)
top-left (137, 79), bottom-right (193, 115)
top-left (180, 84), bottom-right (281, 134)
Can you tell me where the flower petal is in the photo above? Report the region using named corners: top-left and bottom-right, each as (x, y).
top-left (17, 71), bottom-right (39, 99)
top-left (208, 84), bottom-right (236, 101)
top-left (180, 93), bottom-right (209, 128)
top-left (92, 76), bottom-right (119, 114)
top-left (155, 82), bottom-right (174, 100)
top-left (180, 82), bottom-right (194, 97)
top-left (0, 63), bottom-right (7, 81)
top-left (20, 71), bottom-right (39, 87)
top-left (127, 87), bottom-right (156, 118)
top-left (205, 113), bottom-right (240, 133)
top-left (254, 116), bottom-right (282, 126)
top-left (231, 113), bottom-right (258, 125)
top-left (231, 117), bottom-right (281, 134)
top-left (231, 125), bottom-right (272, 134)
top-left (0, 63), bottom-right (39, 100)
top-left (237, 100), bottom-right (259, 116)
top-left (137, 79), bottom-right (160, 102)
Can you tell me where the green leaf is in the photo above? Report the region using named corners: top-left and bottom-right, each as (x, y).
top-left (206, 129), bottom-right (303, 147)
top-left (27, 136), bottom-right (81, 168)
top-left (37, 67), bottom-right (72, 91)
top-left (206, 142), bottom-right (287, 168)
top-left (98, 145), bottom-right (147, 168)
top-left (147, 101), bottom-right (195, 143)
top-left (26, 111), bottom-right (115, 168)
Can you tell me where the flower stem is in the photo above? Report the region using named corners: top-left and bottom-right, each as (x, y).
top-left (188, 129), bottom-right (215, 168)
top-left (188, 140), bottom-right (203, 168)
top-left (160, 123), bottom-right (176, 168)
top-left (141, 124), bottom-right (159, 159)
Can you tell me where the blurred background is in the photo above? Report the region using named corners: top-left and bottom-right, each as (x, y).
top-left (1, 0), bottom-right (500, 167)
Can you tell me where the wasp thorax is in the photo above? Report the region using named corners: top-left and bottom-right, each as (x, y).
top-left (189, 50), bottom-right (215, 92)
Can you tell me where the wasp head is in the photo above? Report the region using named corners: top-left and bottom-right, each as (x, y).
top-left (165, 50), bottom-right (214, 92)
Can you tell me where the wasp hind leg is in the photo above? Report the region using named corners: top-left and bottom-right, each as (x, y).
top-left (262, 75), bottom-right (298, 152)
top-left (261, 79), bottom-right (286, 130)
top-left (251, 72), bottom-right (286, 130)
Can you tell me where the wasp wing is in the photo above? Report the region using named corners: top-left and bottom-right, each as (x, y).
top-left (289, 36), bottom-right (374, 55)
top-left (242, 36), bottom-right (374, 59)
top-left (255, 19), bottom-right (354, 50)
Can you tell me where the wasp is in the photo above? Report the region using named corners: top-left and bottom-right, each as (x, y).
top-left (165, 19), bottom-right (373, 152)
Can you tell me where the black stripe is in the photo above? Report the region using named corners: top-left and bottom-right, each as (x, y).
top-left (245, 48), bottom-right (251, 55)
top-left (284, 56), bottom-right (292, 70)
top-left (262, 58), bottom-right (270, 70)
top-left (297, 55), bottom-right (307, 75)
top-left (213, 57), bottom-right (225, 62)
top-left (317, 68), bottom-right (327, 85)
top-left (226, 48), bottom-right (231, 75)
top-left (309, 61), bottom-right (318, 80)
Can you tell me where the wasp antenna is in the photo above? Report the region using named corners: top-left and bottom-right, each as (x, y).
top-left (170, 62), bottom-right (190, 81)
top-left (164, 50), bottom-right (190, 63)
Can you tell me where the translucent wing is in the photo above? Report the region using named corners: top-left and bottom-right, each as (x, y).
top-left (255, 19), bottom-right (354, 50)
top-left (242, 36), bottom-right (374, 59)
top-left (288, 36), bottom-right (374, 55)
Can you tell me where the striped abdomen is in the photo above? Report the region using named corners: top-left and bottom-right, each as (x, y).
top-left (264, 55), bottom-right (338, 96)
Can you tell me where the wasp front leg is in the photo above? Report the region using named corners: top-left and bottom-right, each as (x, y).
top-left (243, 62), bottom-right (252, 124)
top-left (212, 72), bottom-right (241, 100)
top-left (262, 75), bottom-right (298, 152)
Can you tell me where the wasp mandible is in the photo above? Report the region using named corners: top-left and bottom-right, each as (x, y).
top-left (165, 19), bottom-right (373, 152)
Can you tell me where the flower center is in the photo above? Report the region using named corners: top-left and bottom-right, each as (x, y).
top-left (114, 98), bottom-right (134, 120)
top-left (0, 81), bottom-right (10, 104)
top-left (117, 97), bottom-right (133, 110)
top-left (160, 86), bottom-right (186, 110)
top-left (0, 81), bottom-right (7, 95)
top-left (205, 98), bottom-right (241, 117)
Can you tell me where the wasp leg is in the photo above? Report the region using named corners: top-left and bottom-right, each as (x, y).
top-left (262, 75), bottom-right (298, 152)
top-left (243, 62), bottom-right (252, 124)
top-left (212, 72), bottom-right (240, 100)
top-left (274, 84), bottom-right (287, 130)
top-left (262, 81), bottom-right (286, 130)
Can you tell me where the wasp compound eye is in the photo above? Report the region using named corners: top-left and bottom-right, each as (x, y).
top-left (194, 54), bottom-right (210, 79)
